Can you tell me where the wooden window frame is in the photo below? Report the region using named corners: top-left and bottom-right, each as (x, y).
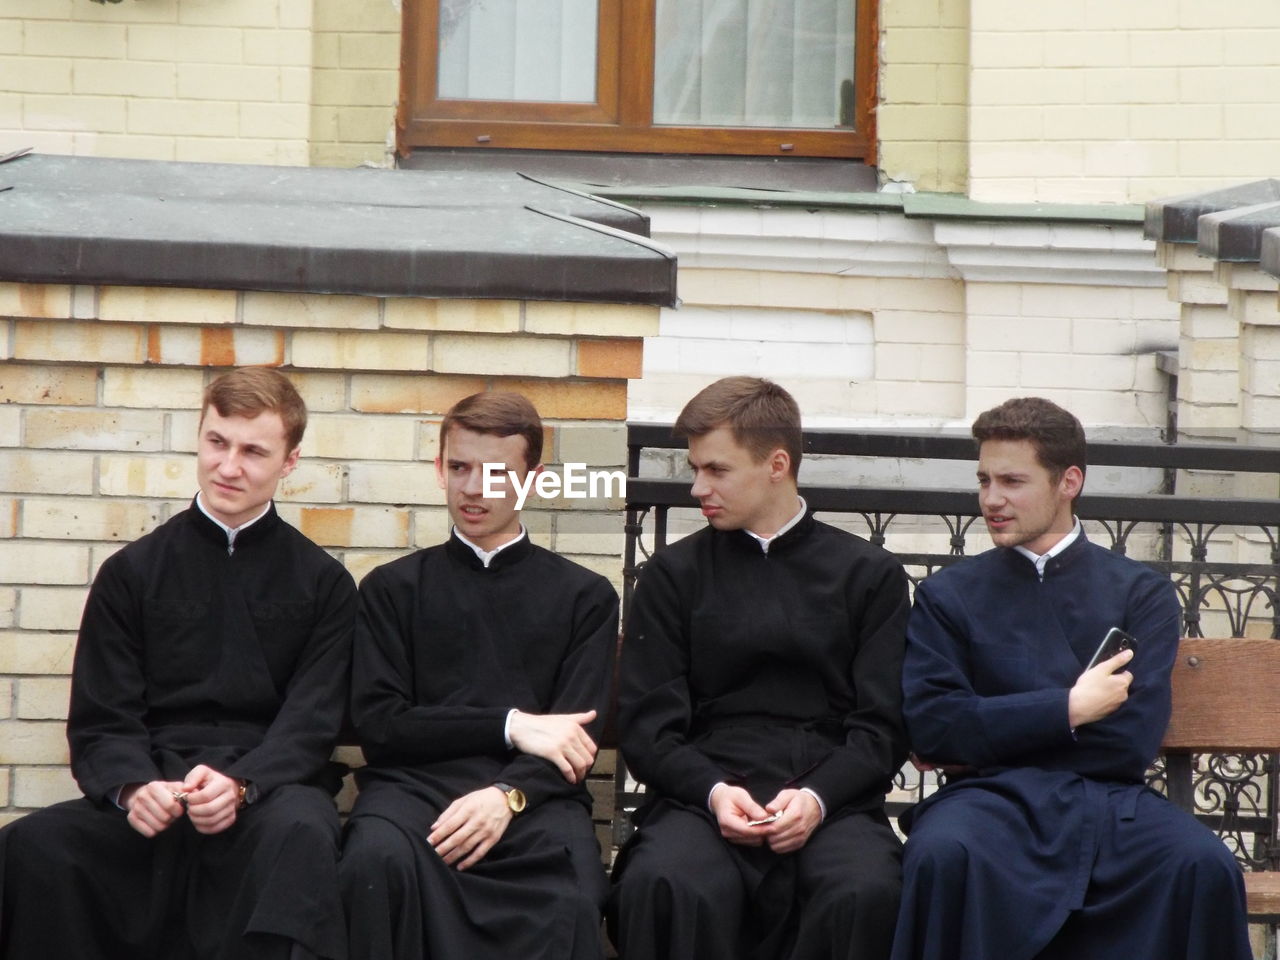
top-left (398, 0), bottom-right (878, 162)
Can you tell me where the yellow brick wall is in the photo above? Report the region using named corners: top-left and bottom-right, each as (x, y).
top-left (2, 0), bottom-right (318, 164)
top-left (0, 281), bottom-right (655, 824)
top-left (968, 0), bottom-right (1280, 203)
top-left (878, 0), bottom-right (970, 194)
top-left (9, 2), bottom-right (1280, 203)
top-left (308, 0), bottom-right (400, 168)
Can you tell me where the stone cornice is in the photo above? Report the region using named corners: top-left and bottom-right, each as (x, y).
top-left (642, 202), bottom-right (1165, 287)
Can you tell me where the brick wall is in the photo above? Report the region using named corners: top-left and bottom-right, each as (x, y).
top-left (308, 0), bottom-right (399, 168)
top-left (2, 0), bottom-right (320, 165)
top-left (967, 0), bottom-right (1280, 204)
top-left (878, 0), bottom-right (969, 194)
top-left (635, 204), bottom-right (1177, 430)
top-left (0, 281), bottom-right (656, 824)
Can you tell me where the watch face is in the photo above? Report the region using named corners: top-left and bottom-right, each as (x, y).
top-left (506, 788), bottom-right (527, 813)
top-left (244, 782), bottom-right (259, 805)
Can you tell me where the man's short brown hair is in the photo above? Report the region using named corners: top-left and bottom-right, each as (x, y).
top-left (440, 392), bottom-right (543, 470)
top-left (972, 396), bottom-right (1087, 488)
top-left (674, 376), bottom-right (802, 479)
top-left (201, 367), bottom-right (307, 450)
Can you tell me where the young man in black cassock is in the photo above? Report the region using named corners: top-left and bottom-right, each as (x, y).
top-left (0, 367), bottom-right (357, 960)
top-left (609, 376), bottom-right (910, 960)
top-left (892, 396), bottom-right (1251, 960)
top-left (339, 391), bottom-right (619, 960)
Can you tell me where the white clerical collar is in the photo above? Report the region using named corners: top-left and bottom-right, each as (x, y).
top-left (454, 526), bottom-right (527, 569)
top-left (1013, 517), bottom-right (1082, 580)
top-left (745, 497), bottom-right (807, 555)
top-left (195, 492), bottom-right (271, 555)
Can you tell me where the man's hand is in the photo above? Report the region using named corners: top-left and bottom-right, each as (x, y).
top-left (121, 780), bottom-right (188, 838)
top-left (760, 789), bottom-right (822, 855)
top-left (1068, 648), bottom-right (1134, 728)
top-left (428, 787), bottom-right (513, 870)
top-left (508, 709), bottom-right (598, 784)
top-left (709, 784), bottom-right (771, 846)
top-left (181, 764), bottom-right (241, 835)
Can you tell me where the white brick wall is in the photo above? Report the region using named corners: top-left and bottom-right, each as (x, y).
top-left (637, 205), bottom-right (1179, 429)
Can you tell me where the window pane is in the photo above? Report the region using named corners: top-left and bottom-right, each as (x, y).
top-left (438, 0), bottom-right (598, 102)
top-left (653, 0), bottom-right (856, 129)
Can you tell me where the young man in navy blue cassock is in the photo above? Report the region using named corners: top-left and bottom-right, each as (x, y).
top-left (892, 396), bottom-right (1251, 960)
top-left (610, 376), bottom-right (910, 960)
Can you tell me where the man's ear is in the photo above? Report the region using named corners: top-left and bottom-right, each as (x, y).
top-left (280, 447), bottom-right (301, 478)
top-left (434, 456), bottom-right (446, 490)
top-left (1060, 464), bottom-right (1084, 501)
top-left (768, 448), bottom-right (791, 482)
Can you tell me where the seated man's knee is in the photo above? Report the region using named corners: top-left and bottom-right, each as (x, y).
top-left (251, 784), bottom-right (339, 831)
top-left (340, 817), bottom-right (417, 894)
top-left (618, 837), bottom-right (739, 911)
top-left (1172, 827), bottom-right (1243, 889)
top-left (840, 864), bottom-right (901, 914)
top-left (904, 827), bottom-right (972, 881)
top-left (4, 802), bottom-right (130, 867)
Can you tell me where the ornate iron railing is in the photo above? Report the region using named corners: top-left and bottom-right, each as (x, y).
top-left (617, 424), bottom-right (1280, 881)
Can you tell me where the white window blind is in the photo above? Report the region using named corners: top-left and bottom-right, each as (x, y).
top-left (654, 0), bottom-right (856, 128)
top-left (438, 0), bottom-right (598, 102)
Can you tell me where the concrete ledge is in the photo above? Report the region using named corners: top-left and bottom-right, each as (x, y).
top-left (0, 153), bottom-right (678, 307)
top-left (1144, 179), bottom-right (1280, 245)
top-left (1198, 201), bottom-right (1280, 263)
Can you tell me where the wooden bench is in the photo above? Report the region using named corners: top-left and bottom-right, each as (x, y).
top-left (1165, 637), bottom-right (1280, 923)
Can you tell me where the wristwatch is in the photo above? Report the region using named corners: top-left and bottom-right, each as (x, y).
top-left (493, 781), bottom-right (527, 814)
top-left (237, 780), bottom-right (259, 808)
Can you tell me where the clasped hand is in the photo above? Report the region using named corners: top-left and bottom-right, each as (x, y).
top-left (508, 708), bottom-right (598, 784)
top-left (121, 764), bottom-right (241, 838)
top-left (710, 784), bottom-right (822, 855)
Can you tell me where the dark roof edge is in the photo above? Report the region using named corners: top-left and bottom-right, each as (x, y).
top-left (524, 205), bottom-right (680, 308)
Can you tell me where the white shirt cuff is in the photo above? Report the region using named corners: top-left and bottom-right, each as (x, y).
top-left (707, 781), bottom-right (727, 812)
top-left (800, 786), bottom-right (827, 821)
top-left (504, 708), bottom-right (517, 749)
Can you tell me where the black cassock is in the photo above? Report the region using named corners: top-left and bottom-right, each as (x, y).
top-left (609, 511), bottom-right (910, 960)
top-left (0, 503), bottom-right (356, 960)
top-left (892, 534), bottom-right (1252, 960)
top-left (340, 533), bottom-right (619, 960)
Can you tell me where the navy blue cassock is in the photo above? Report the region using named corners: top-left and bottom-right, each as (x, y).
top-left (892, 532), bottom-right (1251, 960)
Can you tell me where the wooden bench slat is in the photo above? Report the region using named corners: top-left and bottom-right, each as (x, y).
top-left (1164, 638), bottom-right (1280, 753)
top-left (1245, 872), bottom-right (1280, 921)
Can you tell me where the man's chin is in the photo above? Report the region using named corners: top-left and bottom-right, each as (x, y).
top-left (986, 528), bottom-right (1018, 548)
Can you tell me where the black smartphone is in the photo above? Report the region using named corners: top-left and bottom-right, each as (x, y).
top-left (1082, 627), bottom-right (1138, 674)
